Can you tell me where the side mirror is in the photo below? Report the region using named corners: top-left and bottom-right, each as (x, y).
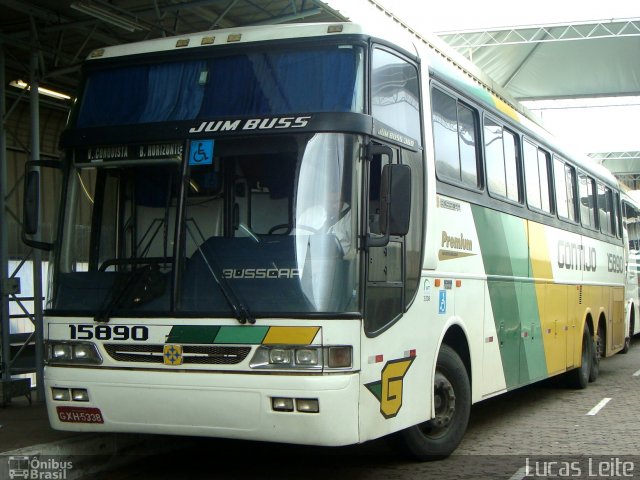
top-left (21, 160), bottom-right (62, 251)
top-left (24, 170), bottom-right (40, 235)
top-left (380, 164), bottom-right (411, 236)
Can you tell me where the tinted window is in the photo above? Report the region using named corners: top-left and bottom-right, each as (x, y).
top-left (431, 88), bottom-right (479, 188)
top-left (579, 173), bottom-right (596, 228)
top-left (484, 118), bottom-right (506, 196)
top-left (524, 141), bottom-right (541, 209)
top-left (77, 45), bottom-right (365, 127)
top-left (554, 158), bottom-right (577, 222)
top-left (598, 183), bottom-right (615, 235)
top-left (458, 104), bottom-right (479, 187)
top-left (372, 49), bottom-right (421, 143)
top-left (485, 118), bottom-right (519, 202)
top-left (524, 140), bottom-right (552, 213)
top-left (503, 130), bottom-right (519, 201)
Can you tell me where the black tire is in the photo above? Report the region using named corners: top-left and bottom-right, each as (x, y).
top-left (394, 345), bottom-right (471, 461)
top-left (589, 324), bottom-right (603, 382)
top-left (567, 325), bottom-right (591, 389)
top-left (621, 320), bottom-right (632, 354)
top-left (621, 336), bottom-right (630, 354)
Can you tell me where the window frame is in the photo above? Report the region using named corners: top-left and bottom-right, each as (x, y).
top-left (430, 84), bottom-right (482, 192)
top-left (523, 138), bottom-right (553, 216)
top-left (483, 114), bottom-right (521, 205)
top-left (553, 156), bottom-right (578, 224)
top-left (371, 46), bottom-right (422, 146)
top-left (578, 171), bottom-right (598, 231)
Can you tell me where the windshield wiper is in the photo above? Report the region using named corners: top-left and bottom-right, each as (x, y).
top-left (94, 264), bottom-right (166, 323)
top-left (194, 245), bottom-right (255, 325)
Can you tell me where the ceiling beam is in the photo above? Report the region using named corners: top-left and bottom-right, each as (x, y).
top-left (439, 18), bottom-right (640, 49)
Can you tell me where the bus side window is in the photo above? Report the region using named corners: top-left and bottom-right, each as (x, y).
top-left (554, 157), bottom-right (577, 222)
top-left (431, 87), bottom-right (480, 189)
top-left (484, 117), bottom-right (520, 203)
top-left (578, 173), bottom-right (597, 229)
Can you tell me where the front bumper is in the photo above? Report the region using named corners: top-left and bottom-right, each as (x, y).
top-left (45, 366), bottom-right (360, 446)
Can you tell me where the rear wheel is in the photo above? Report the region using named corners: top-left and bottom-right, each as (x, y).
top-left (621, 336), bottom-right (630, 354)
top-left (621, 319), bottom-right (632, 354)
top-left (589, 324), bottom-right (603, 382)
top-left (567, 325), bottom-right (591, 389)
top-left (394, 345), bottom-right (470, 461)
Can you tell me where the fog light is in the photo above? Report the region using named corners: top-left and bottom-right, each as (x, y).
top-left (52, 388), bottom-right (70, 401)
top-left (296, 398), bottom-right (319, 413)
top-left (71, 388), bottom-right (89, 402)
top-left (327, 346), bottom-right (352, 368)
top-left (269, 349), bottom-right (292, 364)
top-left (295, 348), bottom-right (318, 365)
top-left (272, 397), bottom-right (294, 412)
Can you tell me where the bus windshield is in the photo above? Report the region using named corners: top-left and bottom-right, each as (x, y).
top-left (75, 44), bottom-right (364, 128)
top-left (52, 133), bottom-right (361, 319)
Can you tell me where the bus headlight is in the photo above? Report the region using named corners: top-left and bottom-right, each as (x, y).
top-left (47, 341), bottom-right (103, 365)
top-left (269, 348), bottom-right (292, 364)
top-left (295, 348), bottom-right (319, 366)
top-left (250, 346), bottom-right (351, 370)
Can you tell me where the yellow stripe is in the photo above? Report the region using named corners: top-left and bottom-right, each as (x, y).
top-left (528, 222), bottom-right (567, 374)
top-left (262, 326), bottom-right (320, 345)
top-left (528, 222), bottom-right (552, 280)
top-left (493, 95), bottom-right (520, 123)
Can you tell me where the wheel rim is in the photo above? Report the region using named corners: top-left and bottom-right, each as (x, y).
top-left (595, 328), bottom-right (604, 359)
top-left (419, 371), bottom-right (456, 438)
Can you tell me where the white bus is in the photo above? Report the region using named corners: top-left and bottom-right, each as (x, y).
top-left (23, 22), bottom-right (627, 459)
top-left (622, 191), bottom-right (640, 346)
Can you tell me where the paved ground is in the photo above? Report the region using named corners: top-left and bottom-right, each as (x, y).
top-left (100, 339), bottom-right (640, 479)
top-left (2, 340), bottom-right (639, 479)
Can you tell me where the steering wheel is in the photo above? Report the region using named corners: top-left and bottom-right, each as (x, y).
top-left (292, 224), bottom-right (320, 234)
top-left (268, 223), bottom-right (292, 235)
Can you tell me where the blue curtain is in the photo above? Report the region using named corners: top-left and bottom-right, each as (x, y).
top-left (75, 47), bottom-right (361, 128)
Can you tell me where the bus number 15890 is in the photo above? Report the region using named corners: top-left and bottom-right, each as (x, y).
top-left (69, 324), bottom-right (149, 341)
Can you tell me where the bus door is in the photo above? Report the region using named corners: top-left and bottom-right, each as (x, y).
top-left (364, 144), bottom-right (404, 334)
top-left (359, 142), bottom-right (420, 436)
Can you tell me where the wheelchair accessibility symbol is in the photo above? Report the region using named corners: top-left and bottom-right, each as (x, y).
top-left (438, 290), bottom-right (446, 314)
top-left (189, 140), bottom-right (214, 165)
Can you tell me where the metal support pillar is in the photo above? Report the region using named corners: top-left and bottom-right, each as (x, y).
top-left (0, 41), bottom-right (13, 404)
top-left (30, 50), bottom-right (45, 403)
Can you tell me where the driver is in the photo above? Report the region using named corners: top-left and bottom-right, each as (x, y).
top-left (294, 184), bottom-right (353, 256)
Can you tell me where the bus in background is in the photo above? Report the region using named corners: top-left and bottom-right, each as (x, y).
top-left (22, 22), bottom-right (627, 460)
top-left (622, 191), bottom-right (640, 348)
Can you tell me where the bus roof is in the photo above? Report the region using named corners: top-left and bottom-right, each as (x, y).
top-left (85, 22), bottom-right (371, 60)
top-left (85, 21), bottom-right (619, 188)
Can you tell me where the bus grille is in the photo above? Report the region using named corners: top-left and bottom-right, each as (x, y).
top-left (103, 343), bottom-right (251, 365)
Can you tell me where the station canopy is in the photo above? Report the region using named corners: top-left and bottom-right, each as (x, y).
top-left (2, 0), bottom-right (639, 184)
top-left (436, 18), bottom-right (640, 187)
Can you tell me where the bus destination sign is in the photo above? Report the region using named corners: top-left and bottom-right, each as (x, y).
top-left (83, 143), bottom-right (184, 162)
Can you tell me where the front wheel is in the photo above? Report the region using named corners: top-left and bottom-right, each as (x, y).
top-left (394, 345), bottom-right (471, 461)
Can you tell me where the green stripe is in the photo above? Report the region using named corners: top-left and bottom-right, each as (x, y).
top-left (214, 326), bottom-right (269, 344)
top-left (166, 325), bottom-right (221, 344)
top-left (472, 206), bottom-right (547, 388)
top-left (166, 325), bottom-right (269, 344)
